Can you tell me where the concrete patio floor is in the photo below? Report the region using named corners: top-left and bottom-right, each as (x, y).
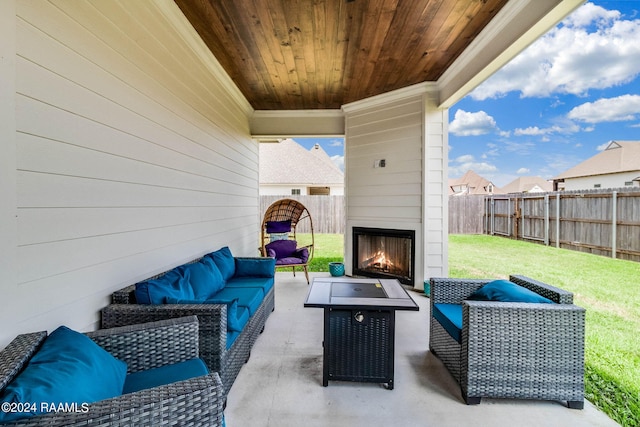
top-left (225, 272), bottom-right (618, 427)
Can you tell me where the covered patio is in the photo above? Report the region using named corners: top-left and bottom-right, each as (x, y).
top-left (0, 0), bottom-right (609, 423)
top-left (226, 272), bottom-right (616, 426)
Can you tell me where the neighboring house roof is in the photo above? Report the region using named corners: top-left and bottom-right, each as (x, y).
top-left (499, 176), bottom-right (553, 194)
top-left (308, 143), bottom-right (337, 168)
top-left (554, 141), bottom-right (640, 180)
top-left (259, 138), bottom-right (344, 186)
top-left (449, 170), bottom-right (499, 195)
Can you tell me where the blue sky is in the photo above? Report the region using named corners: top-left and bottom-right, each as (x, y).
top-left (295, 1), bottom-right (640, 188)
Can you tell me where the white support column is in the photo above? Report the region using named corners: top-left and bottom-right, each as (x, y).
top-left (0, 0), bottom-right (18, 348)
top-left (422, 94), bottom-right (449, 284)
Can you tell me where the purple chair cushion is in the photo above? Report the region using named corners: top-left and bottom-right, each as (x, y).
top-left (266, 220), bottom-right (291, 234)
top-left (276, 257), bottom-right (304, 265)
top-left (295, 247), bottom-right (309, 263)
top-left (266, 239), bottom-right (297, 259)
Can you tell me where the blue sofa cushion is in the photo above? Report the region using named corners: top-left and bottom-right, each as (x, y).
top-left (209, 246), bottom-right (236, 281)
top-left (433, 303), bottom-right (463, 344)
top-left (467, 279), bottom-right (554, 304)
top-left (179, 257), bottom-right (225, 300)
top-left (123, 358), bottom-right (208, 394)
top-left (0, 326), bottom-right (127, 422)
top-left (225, 277), bottom-right (274, 295)
top-left (215, 287), bottom-right (264, 316)
top-left (165, 297), bottom-right (248, 332)
top-left (235, 257), bottom-right (276, 278)
top-left (135, 269), bottom-right (193, 304)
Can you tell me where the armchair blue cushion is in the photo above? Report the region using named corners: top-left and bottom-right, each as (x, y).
top-left (0, 326), bottom-right (127, 422)
top-left (123, 358), bottom-right (209, 394)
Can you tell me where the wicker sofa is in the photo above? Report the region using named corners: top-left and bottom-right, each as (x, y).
top-left (101, 247), bottom-right (275, 398)
top-left (429, 275), bottom-right (585, 409)
top-left (0, 316), bottom-right (224, 426)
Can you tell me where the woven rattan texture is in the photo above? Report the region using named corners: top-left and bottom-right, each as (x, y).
top-left (262, 198), bottom-right (307, 227)
top-left (429, 276), bottom-right (585, 407)
top-left (0, 317), bottom-right (224, 426)
top-left (327, 310), bottom-right (392, 382)
top-left (102, 284), bottom-right (275, 398)
top-left (0, 332), bottom-right (46, 392)
top-left (260, 198), bottom-right (315, 283)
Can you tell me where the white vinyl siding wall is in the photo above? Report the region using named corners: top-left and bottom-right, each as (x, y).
top-left (343, 89), bottom-right (448, 288)
top-left (563, 172), bottom-right (640, 191)
top-left (1, 0), bottom-right (256, 347)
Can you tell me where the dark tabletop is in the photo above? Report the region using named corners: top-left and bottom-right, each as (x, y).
top-left (304, 277), bottom-right (419, 311)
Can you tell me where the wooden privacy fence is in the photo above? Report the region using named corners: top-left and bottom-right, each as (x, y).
top-left (449, 195), bottom-right (485, 234)
top-left (260, 195), bottom-right (345, 234)
top-left (484, 189), bottom-right (640, 262)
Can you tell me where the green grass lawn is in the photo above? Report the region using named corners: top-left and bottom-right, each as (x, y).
top-left (308, 233), bottom-right (639, 426)
top-left (449, 234), bottom-right (639, 427)
top-left (297, 233), bottom-right (344, 272)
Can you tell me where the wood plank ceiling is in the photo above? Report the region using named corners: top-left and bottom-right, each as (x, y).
top-left (175, 0), bottom-right (509, 110)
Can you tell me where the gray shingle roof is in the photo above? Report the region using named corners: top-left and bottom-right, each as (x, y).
top-left (554, 141), bottom-right (640, 180)
top-left (449, 170), bottom-right (499, 195)
top-left (259, 138), bottom-right (344, 185)
top-left (498, 176), bottom-right (552, 194)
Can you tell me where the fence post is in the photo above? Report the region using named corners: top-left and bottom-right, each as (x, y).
top-left (544, 194), bottom-right (549, 246)
top-left (612, 191), bottom-right (617, 259)
top-left (556, 193), bottom-right (560, 248)
top-left (490, 197), bottom-right (495, 235)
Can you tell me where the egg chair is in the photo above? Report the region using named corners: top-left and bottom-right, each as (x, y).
top-left (260, 199), bottom-right (314, 284)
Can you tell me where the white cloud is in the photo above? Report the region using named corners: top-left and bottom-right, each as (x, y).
top-left (514, 126), bottom-right (548, 136)
top-left (470, 2), bottom-right (640, 100)
top-left (331, 155), bottom-right (344, 171)
top-left (513, 122), bottom-right (581, 136)
top-left (597, 142), bottom-right (611, 151)
top-left (567, 94), bottom-right (640, 123)
top-left (448, 154), bottom-right (497, 178)
top-left (449, 109), bottom-right (498, 136)
top-left (517, 167), bottom-right (530, 174)
top-left (329, 139), bottom-right (344, 147)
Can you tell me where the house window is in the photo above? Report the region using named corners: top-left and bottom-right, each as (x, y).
top-left (594, 184), bottom-right (601, 188)
top-left (291, 189), bottom-right (301, 195)
top-left (625, 181), bottom-right (633, 186)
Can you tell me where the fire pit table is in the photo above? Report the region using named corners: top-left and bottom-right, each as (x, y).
top-left (304, 277), bottom-right (419, 389)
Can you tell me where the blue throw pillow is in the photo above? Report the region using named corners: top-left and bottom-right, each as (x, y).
top-left (181, 258), bottom-right (225, 300)
top-left (209, 247), bottom-right (236, 281)
top-left (135, 269), bottom-right (193, 304)
top-left (235, 257), bottom-right (276, 278)
top-left (467, 279), bottom-right (554, 304)
top-left (0, 326), bottom-right (127, 422)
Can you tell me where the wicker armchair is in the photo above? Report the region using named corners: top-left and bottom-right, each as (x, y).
top-left (429, 275), bottom-right (585, 409)
top-left (0, 316), bottom-right (224, 426)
